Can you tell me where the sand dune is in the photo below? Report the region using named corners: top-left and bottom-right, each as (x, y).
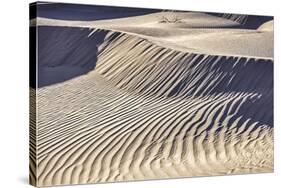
top-left (32, 12), bottom-right (241, 28)
top-left (37, 26), bottom-right (109, 87)
top-left (31, 12), bottom-right (273, 187)
top-left (258, 20), bottom-right (274, 31)
top-left (35, 12), bottom-right (274, 58)
top-left (36, 73), bottom-right (273, 186)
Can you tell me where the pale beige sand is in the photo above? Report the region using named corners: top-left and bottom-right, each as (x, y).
top-left (29, 88), bottom-right (37, 185)
top-left (34, 12), bottom-right (273, 58)
top-left (32, 12), bottom-right (273, 187)
top-left (32, 12), bottom-right (241, 28)
top-left (258, 20), bottom-right (274, 31)
top-left (36, 72), bottom-right (273, 186)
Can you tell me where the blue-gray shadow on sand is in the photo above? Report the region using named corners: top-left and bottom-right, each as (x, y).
top-left (37, 26), bottom-right (110, 87)
top-left (33, 2), bottom-right (160, 21)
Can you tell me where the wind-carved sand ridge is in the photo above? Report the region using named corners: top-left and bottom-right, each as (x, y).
top-left (31, 12), bottom-right (273, 187)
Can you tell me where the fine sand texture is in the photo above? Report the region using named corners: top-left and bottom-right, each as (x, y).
top-left (30, 11), bottom-right (273, 187)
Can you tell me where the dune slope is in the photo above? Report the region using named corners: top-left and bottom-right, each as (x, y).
top-left (35, 13), bottom-right (274, 58)
top-left (32, 12), bottom-right (274, 187)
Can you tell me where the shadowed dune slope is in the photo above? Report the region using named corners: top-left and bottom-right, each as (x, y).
top-left (35, 23), bottom-right (273, 186)
top-left (33, 2), bottom-right (160, 21)
top-left (210, 13), bottom-right (273, 29)
top-left (35, 13), bottom-right (273, 87)
top-left (96, 30), bottom-right (273, 126)
top-left (37, 26), bottom-right (109, 87)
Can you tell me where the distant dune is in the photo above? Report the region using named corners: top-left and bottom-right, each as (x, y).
top-left (34, 12), bottom-right (273, 58)
top-left (31, 12), bottom-right (273, 187)
top-left (258, 20), bottom-right (274, 31)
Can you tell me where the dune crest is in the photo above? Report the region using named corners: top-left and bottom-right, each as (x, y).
top-left (35, 15), bottom-right (274, 58)
top-left (258, 20), bottom-right (274, 31)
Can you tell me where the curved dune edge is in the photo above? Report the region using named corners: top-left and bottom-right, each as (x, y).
top-left (258, 20), bottom-right (274, 31)
top-left (31, 12), bottom-right (241, 28)
top-left (33, 16), bottom-right (274, 59)
top-left (35, 25), bottom-right (273, 186)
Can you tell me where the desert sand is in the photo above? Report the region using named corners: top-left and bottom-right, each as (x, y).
top-left (30, 12), bottom-right (273, 187)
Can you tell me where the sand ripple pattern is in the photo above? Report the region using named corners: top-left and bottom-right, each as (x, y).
top-left (30, 89), bottom-right (37, 185)
top-left (34, 29), bottom-right (273, 187)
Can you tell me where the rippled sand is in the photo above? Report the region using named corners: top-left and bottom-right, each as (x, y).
top-left (30, 12), bottom-right (273, 187)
